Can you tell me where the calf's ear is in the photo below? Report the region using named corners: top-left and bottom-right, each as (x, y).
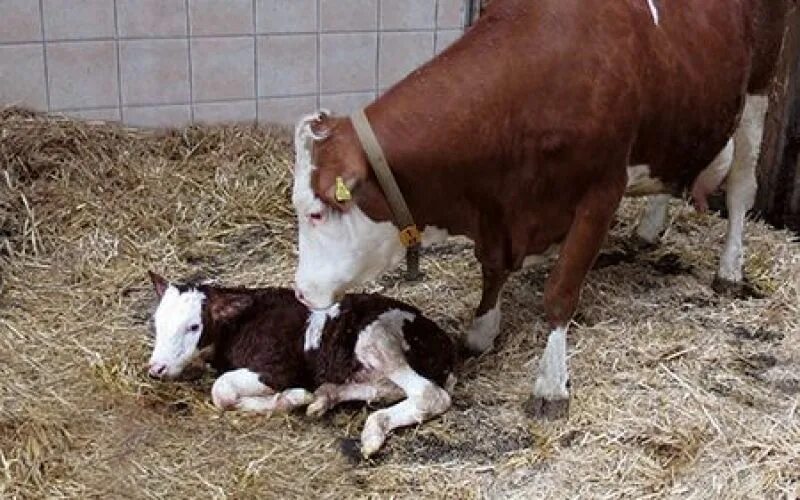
top-left (208, 292), bottom-right (253, 322)
top-left (149, 271), bottom-right (168, 298)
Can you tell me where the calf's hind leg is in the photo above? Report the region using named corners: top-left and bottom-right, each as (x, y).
top-left (354, 320), bottom-right (451, 457)
top-left (530, 177), bottom-right (625, 420)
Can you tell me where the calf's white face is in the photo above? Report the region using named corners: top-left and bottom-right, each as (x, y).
top-left (148, 276), bottom-right (205, 378)
top-left (292, 113), bottom-right (405, 310)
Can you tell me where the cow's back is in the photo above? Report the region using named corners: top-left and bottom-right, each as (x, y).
top-left (374, 0), bottom-right (760, 188)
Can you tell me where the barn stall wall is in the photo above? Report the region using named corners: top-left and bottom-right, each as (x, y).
top-left (756, 6), bottom-right (800, 233)
top-left (0, 0), bottom-right (468, 128)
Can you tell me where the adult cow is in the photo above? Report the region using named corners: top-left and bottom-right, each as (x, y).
top-left (291, 0), bottom-right (793, 418)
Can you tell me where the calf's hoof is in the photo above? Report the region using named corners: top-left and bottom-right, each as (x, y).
top-left (306, 398), bottom-right (329, 418)
top-left (524, 395), bottom-right (570, 421)
top-left (361, 412), bottom-right (390, 458)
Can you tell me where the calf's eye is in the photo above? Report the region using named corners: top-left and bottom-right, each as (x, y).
top-left (188, 324), bottom-right (200, 332)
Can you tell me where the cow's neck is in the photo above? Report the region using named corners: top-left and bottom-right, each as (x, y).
top-left (360, 28), bottom-right (511, 241)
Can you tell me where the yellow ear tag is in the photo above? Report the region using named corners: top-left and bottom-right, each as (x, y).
top-left (335, 176), bottom-right (352, 202)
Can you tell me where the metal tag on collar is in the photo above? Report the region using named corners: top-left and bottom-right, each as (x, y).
top-left (398, 225), bottom-right (422, 247)
top-left (335, 176), bottom-right (352, 202)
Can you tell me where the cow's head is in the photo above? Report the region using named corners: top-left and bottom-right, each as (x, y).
top-left (146, 272), bottom-right (252, 378)
top-left (292, 111), bottom-right (404, 309)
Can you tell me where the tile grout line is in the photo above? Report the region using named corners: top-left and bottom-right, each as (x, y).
top-left (185, 0), bottom-right (194, 122)
top-left (375, 0), bottom-right (381, 97)
top-left (316, 0), bottom-right (321, 110)
top-left (253, 0), bottom-right (259, 123)
top-left (0, 28), bottom-right (453, 47)
top-left (51, 89), bottom-right (380, 115)
top-left (434, 0), bottom-right (439, 54)
top-left (39, 0), bottom-right (51, 112)
top-left (113, 0), bottom-right (124, 122)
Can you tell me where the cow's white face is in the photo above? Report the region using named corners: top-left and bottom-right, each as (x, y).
top-left (148, 284), bottom-right (205, 378)
top-left (292, 114), bottom-right (405, 309)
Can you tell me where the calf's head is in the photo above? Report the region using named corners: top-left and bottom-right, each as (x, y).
top-left (292, 112), bottom-right (404, 310)
top-left (146, 272), bottom-right (252, 378)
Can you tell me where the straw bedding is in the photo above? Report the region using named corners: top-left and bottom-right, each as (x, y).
top-left (1, 108), bottom-right (798, 499)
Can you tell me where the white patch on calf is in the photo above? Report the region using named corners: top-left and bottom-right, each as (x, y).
top-left (211, 368), bottom-right (274, 409)
top-left (149, 285), bottom-right (205, 378)
top-left (353, 317), bottom-right (451, 457)
top-left (303, 303), bottom-right (340, 351)
top-left (646, 0), bottom-right (659, 25)
top-left (625, 165), bottom-right (666, 196)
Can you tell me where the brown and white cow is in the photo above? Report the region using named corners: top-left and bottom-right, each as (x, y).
top-left (146, 273), bottom-right (455, 456)
top-left (291, 0), bottom-right (794, 419)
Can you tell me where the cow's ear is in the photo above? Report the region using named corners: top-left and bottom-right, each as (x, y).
top-left (206, 291), bottom-right (253, 322)
top-left (314, 168), bottom-right (363, 212)
top-left (149, 271), bottom-right (168, 298)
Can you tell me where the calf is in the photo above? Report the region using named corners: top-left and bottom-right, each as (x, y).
top-left (290, 0), bottom-right (794, 419)
top-left (145, 272), bottom-right (455, 457)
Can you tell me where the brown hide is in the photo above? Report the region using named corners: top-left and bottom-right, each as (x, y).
top-left (308, 0), bottom-right (791, 323)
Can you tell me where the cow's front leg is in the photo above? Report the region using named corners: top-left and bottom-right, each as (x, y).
top-left (465, 266), bottom-right (509, 353)
top-left (529, 182), bottom-right (624, 420)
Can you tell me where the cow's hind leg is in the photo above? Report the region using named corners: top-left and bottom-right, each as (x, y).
top-left (529, 176), bottom-right (625, 420)
top-left (715, 94), bottom-right (768, 290)
top-left (354, 321), bottom-right (451, 457)
top-left (211, 368), bottom-right (313, 414)
top-left (306, 380), bottom-right (404, 417)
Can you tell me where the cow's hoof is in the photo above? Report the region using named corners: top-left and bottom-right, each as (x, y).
top-left (524, 395), bottom-right (570, 420)
top-left (712, 276), bottom-right (764, 299)
top-left (631, 235), bottom-right (659, 251)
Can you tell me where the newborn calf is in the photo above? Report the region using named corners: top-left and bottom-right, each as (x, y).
top-left (146, 272), bottom-right (455, 456)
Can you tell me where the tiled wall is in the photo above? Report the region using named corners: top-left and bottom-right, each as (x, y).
top-left (0, 0), bottom-right (468, 128)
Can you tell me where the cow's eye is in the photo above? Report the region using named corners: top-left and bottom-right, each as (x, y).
top-left (308, 212), bottom-right (324, 224)
top-left (187, 324), bottom-right (200, 333)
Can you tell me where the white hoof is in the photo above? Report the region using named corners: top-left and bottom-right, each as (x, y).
top-left (361, 412), bottom-right (389, 457)
top-left (465, 307), bottom-right (501, 353)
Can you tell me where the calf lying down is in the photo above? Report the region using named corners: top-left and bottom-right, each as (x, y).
top-left (146, 272), bottom-right (456, 457)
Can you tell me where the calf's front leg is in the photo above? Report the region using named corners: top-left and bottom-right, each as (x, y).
top-left (211, 368), bottom-right (313, 414)
top-left (530, 181), bottom-right (624, 420)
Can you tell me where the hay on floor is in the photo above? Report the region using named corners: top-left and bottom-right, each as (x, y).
top-left (1, 108), bottom-right (798, 498)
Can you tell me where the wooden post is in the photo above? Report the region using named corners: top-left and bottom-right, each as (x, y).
top-left (755, 6), bottom-right (800, 232)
